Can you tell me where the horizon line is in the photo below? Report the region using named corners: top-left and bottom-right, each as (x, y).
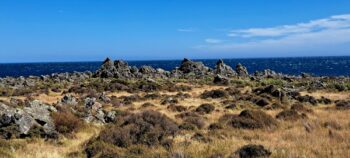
top-left (0, 55), bottom-right (350, 64)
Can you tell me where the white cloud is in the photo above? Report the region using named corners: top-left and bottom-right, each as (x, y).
top-left (177, 28), bottom-right (195, 32)
top-left (205, 38), bottom-right (222, 44)
top-left (228, 14), bottom-right (350, 38)
top-left (197, 14), bottom-right (350, 56)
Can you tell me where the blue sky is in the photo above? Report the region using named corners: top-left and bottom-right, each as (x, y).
top-left (1, 0), bottom-right (350, 63)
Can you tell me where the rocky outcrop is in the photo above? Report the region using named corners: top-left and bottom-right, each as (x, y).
top-left (0, 101), bottom-right (58, 139)
top-left (236, 63), bottom-right (249, 77)
top-left (214, 59), bottom-right (237, 77)
top-left (178, 58), bottom-right (211, 76)
top-left (94, 58), bottom-right (133, 78)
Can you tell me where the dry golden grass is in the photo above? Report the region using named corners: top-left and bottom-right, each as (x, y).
top-left (11, 125), bottom-right (101, 158)
top-left (300, 91), bottom-right (350, 100)
top-left (1, 84), bottom-right (350, 158)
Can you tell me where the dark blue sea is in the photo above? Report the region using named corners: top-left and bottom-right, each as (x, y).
top-left (1, 56), bottom-right (350, 77)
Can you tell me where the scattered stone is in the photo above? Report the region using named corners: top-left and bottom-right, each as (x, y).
top-left (255, 98), bottom-right (270, 107)
top-left (201, 89), bottom-right (228, 99)
top-left (84, 97), bottom-right (102, 111)
top-left (213, 75), bottom-right (230, 85)
top-left (60, 94), bottom-right (78, 106)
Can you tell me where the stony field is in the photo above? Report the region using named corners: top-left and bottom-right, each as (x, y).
top-left (0, 58), bottom-right (350, 158)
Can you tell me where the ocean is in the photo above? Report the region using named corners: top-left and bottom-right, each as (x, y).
top-left (0, 56), bottom-right (350, 77)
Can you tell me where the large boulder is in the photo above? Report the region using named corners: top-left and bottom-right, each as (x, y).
top-left (0, 101), bottom-right (58, 138)
top-left (178, 58), bottom-right (211, 76)
top-left (214, 59), bottom-right (237, 77)
top-left (94, 58), bottom-right (133, 78)
top-left (236, 63), bottom-right (249, 77)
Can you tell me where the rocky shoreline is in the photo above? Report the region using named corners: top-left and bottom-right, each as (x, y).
top-left (0, 58), bottom-right (349, 158)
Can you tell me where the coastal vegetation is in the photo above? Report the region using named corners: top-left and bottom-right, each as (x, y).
top-left (0, 58), bottom-right (349, 158)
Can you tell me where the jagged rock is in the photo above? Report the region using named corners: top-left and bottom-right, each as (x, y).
top-left (178, 58), bottom-right (211, 76)
top-left (254, 69), bottom-right (278, 78)
top-left (139, 66), bottom-right (157, 74)
top-left (105, 111), bottom-right (117, 123)
top-left (84, 97), bottom-right (102, 111)
top-left (236, 63), bottom-right (249, 77)
top-left (130, 66), bottom-right (139, 74)
top-left (255, 85), bottom-right (288, 103)
top-left (114, 60), bottom-right (132, 78)
top-left (213, 74), bottom-right (230, 85)
top-left (214, 59), bottom-right (237, 77)
top-left (95, 110), bottom-right (106, 123)
top-left (0, 101), bottom-right (58, 138)
top-left (94, 58), bottom-right (133, 78)
top-left (170, 67), bottom-right (183, 78)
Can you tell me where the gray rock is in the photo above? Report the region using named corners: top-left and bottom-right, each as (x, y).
top-left (84, 97), bottom-right (102, 111)
top-left (139, 65), bottom-right (157, 74)
top-left (178, 58), bottom-right (211, 76)
top-left (236, 63), bottom-right (249, 77)
top-left (105, 111), bottom-right (116, 123)
top-left (60, 94), bottom-right (78, 106)
top-left (214, 59), bottom-right (237, 77)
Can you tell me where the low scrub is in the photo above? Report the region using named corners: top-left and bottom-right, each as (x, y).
top-left (52, 110), bottom-right (84, 135)
top-left (96, 110), bottom-right (178, 148)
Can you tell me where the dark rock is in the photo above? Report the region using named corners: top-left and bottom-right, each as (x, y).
top-left (317, 96), bottom-right (332, 104)
top-left (255, 98), bottom-right (270, 107)
top-left (296, 95), bottom-right (317, 105)
top-left (201, 89), bottom-right (228, 99)
top-left (94, 58), bottom-right (133, 78)
top-left (178, 58), bottom-right (211, 76)
top-left (213, 75), bottom-right (230, 85)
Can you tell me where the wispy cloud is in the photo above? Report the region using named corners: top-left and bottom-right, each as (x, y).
top-left (228, 14), bottom-right (350, 38)
top-left (177, 28), bottom-right (195, 32)
top-left (197, 14), bottom-right (350, 56)
top-left (205, 38), bottom-right (223, 44)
